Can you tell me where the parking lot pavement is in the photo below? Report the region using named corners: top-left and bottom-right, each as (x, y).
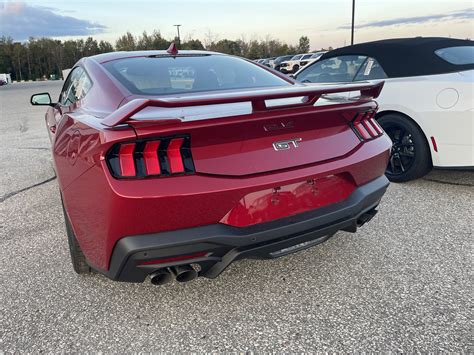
top-left (0, 82), bottom-right (472, 352)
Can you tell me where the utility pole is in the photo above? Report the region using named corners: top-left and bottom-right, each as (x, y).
top-left (351, 0), bottom-right (355, 45)
top-left (173, 24), bottom-right (182, 46)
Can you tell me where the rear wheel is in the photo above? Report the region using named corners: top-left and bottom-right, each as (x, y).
top-left (61, 198), bottom-right (91, 274)
top-left (292, 64), bottom-right (300, 73)
top-left (378, 113), bottom-right (431, 182)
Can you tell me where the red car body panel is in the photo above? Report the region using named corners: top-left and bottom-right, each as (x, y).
top-left (220, 174), bottom-right (356, 227)
top-left (36, 50), bottom-right (391, 280)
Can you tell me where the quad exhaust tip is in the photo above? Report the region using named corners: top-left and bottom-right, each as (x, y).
top-left (149, 268), bottom-right (173, 286)
top-left (149, 265), bottom-right (198, 285)
top-left (170, 265), bottom-right (198, 283)
top-left (357, 208), bottom-right (378, 227)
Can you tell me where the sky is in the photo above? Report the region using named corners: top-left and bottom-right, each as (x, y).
top-left (0, 0), bottom-right (473, 49)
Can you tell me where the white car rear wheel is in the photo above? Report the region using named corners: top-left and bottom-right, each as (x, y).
top-left (378, 113), bottom-right (432, 182)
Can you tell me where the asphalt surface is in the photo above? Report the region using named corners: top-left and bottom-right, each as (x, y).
top-left (0, 81), bottom-right (472, 352)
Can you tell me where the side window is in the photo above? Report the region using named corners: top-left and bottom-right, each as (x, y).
top-left (60, 67), bottom-right (93, 105)
top-left (296, 55), bottom-right (367, 83)
top-left (435, 46), bottom-right (474, 65)
top-left (59, 69), bottom-right (76, 105)
top-left (354, 57), bottom-right (387, 81)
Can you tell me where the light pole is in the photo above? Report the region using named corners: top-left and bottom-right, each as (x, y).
top-left (173, 24), bottom-right (182, 46)
top-left (351, 0), bottom-right (355, 45)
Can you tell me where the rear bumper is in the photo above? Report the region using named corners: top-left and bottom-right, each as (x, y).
top-left (101, 175), bottom-right (389, 282)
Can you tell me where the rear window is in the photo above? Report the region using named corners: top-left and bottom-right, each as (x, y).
top-left (103, 55), bottom-right (290, 95)
top-left (435, 46), bottom-right (474, 65)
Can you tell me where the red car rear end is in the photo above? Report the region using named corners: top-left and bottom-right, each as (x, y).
top-left (31, 49), bottom-right (391, 285)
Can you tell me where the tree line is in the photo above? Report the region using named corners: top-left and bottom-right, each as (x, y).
top-left (0, 31), bottom-right (324, 81)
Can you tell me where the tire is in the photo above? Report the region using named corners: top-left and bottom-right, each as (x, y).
top-left (378, 113), bottom-right (432, 182)
top-left (292, 64), bottom-right (299, 73)
top-left (61, 198), bottom-right (91, 274)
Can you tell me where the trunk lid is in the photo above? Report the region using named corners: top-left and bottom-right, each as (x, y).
top-left (186, 107), bottom-right (359, 176)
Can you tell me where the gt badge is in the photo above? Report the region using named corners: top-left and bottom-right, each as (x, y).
top-left (272, 138), bottom-right (302, 151)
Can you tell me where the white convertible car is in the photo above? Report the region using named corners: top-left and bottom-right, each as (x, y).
top-left (295, 37), bottom-right (474, 181)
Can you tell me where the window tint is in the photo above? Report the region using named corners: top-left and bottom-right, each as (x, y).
top-left (354, 57), bottom-right (387, 80)
top-left (103, 55), bottom-right (290, 95)
top-left (296, 55), bottom-right (367, 83)
top-left (60, 67), bottom-right (92, 105)
top-left (435, 46), bottom-right (474, 65)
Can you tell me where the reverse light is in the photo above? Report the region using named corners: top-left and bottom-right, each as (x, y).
top-left (106, 135), bottom-right (194, 179)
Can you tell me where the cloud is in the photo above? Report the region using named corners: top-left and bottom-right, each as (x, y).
top-left (0, 1), bottom-right (106, 40)
top-left (339, 8), bottom-right (474, 29)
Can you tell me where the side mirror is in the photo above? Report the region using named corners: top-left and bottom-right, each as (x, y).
top-left (289, 74), bottom-right (296, 79)
top-left (31, 93), bottom-right (55, 106)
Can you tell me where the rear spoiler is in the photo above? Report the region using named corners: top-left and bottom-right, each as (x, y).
top-left (102, 81), bottom-right (384, 127)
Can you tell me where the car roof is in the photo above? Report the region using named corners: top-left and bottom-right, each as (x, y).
top-left (89, 50), bottom-right (222, 64)
top-left (319, 37), bottom-right (474, 77)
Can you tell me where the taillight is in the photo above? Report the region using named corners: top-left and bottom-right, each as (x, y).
top-left (106, 135), bottom-right (195, 179)
top-left (167, 138), bottom-right (185, 174)
top-left (350, 111), bottom-right (384, 141)
top-left (118, 143), bottom-right (136, 177)
top-left (143, 140), bottom-right (161, 175)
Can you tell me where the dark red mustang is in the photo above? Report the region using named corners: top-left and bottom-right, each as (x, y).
top-left (31, 45), bottom-right (391, 285)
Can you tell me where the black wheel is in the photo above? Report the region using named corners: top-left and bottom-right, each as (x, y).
top-left (292, 64), bottom-right (300, 73)
top-left (378, 113), bottom-right (431, 182)
top-left (61, 198), bottom-right (91, 274)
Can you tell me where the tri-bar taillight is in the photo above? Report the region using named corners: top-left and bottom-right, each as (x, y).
top-left (106, 135), bottom-right (195, 178)
top-left (351, 111), bottom-right (384, 141)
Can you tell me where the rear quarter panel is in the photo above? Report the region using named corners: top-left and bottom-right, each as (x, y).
top-left (56, 116), bottom-right (137, 270)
